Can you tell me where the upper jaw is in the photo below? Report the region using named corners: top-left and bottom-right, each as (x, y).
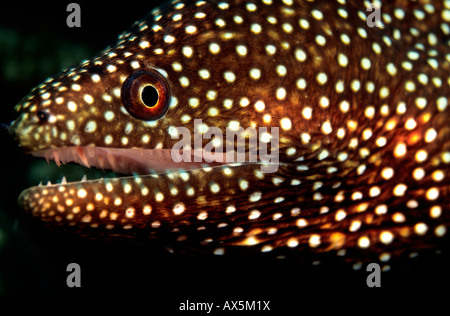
top-left (31, 146), bottom-right (224, 175)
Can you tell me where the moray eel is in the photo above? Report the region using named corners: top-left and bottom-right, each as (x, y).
top-left (9, 0), bottom-right (450, 264)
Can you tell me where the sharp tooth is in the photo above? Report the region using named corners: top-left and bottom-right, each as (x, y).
top-left (46, 180), bottom-right (52, 186)
top-left (38, 181), bottom-right (43, 186)
top-left (81, 174), bottom-right (87, 182)
top-left (50, 149), bottom-right (61, 166)
top-left (53, 150), bottom-right (61, 166)
top-left (61, 176), bottom-right (67, 184)
top-left (77, 147), bottom-right (90, 168)
top-left (98, 155), bottom-right (105, 170)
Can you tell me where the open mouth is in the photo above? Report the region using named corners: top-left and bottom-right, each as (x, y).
top-left (29, 146), bottom-right (225, 186)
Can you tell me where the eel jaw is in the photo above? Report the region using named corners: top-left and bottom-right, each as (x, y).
top-left (30, 146), bottom-right (224, 183)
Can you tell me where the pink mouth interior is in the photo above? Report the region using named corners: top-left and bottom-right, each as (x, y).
top-left (32, 146), bottom-right (224, 175)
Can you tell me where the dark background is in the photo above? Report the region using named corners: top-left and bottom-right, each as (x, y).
top-left (0, 0), bottom-right (448, 305)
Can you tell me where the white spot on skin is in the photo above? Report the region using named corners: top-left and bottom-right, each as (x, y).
top-left (91, 74), bottom-right (101, 82)
top-left (125, 207), bottom-right (135, 218)
top-left (282, 23), bottom-right (293, 33)
top-left (251, 23), bottom-right (262, 34)
top-left (309, 235), bottom-right (321, 247)
top-left (67, 101), bottom-right (77, 112)
top-left (210, 182), bottom-right (220, 193)
top-left (260, 132), bottom-right (272, 143)
top-left (338, 53), bottom-right (348, 67)
top-left (335, 210), bottom-right (346, 221)
top-left (302, 107), bottom-right (312, 119)
top-left (83, 94), bottom-right (94, 104)
top-left (319, 96), bottom-right (329, 108)
top-left (143, 205), bottom-right (152, 215)
top-left (249, 68), bottom-right (261, 80)
top-left (299, 18), bottom-right (309, 29)
top-left (207, 90), bottom-right (217, 100)
top-left (361, 57), bottom-right (371, 70)
top-left (164, 35), bottom-right (175, 43)
top-left (139, 41), bottom-right (150, 49)
top-left (276, 87), bottom-right (287, 100)
top-left (295, 48), bottom-right (307, 62)
top-left (321, 121), bottom-right (332, 134)
top-left (77, 189), bottom-right (87, 198)
top-left (215, 18), bottom-right (226, 27)
top-left (381, 167), bottom-right (394, 180)
top-left (266, 45), bottom-right (276, 55)
top-left (198, 69), bottom-right (210, 79)
top-left (315, 35), bottom-right (326, 46)
top-left (209, 43), bottom-right (220, 54)
top-left (426, 187), bottom-right (439, 200)
top-left (316, 72), bottom-right (327, 84)
top-left (114, 197), bottom-right (122, 206)
top-left (84, 121), bottom-right (97, 133)
top-left (415, 97), bottom-right (427, 109)
top-left (185, 25), bottom-right (197, 34)
top-left (103, 94), bottom-right (112, 102)
top-left (249, 210), bottom-right (261, 220)
top-left (425, 128), bottom-right (437, 143)
top-left (280, 117), bottom-right (292, 130)
top-left (249, 192), bottom-right (262, 202)
top-left (358, 236), bottom-right (370, 248)
top-left (435, 225), bottom-right (446, 237)
top-left (180, 76), bottom-right (190, 87)
top-left (155, 192), bottom-right (164, 202)
top-left (239, 179), bottom-right (249, 191)
top-left (104, 135), bottom-right (113, 145)
top-left (246, 3), bottom-right (257, 11)
top-left (104, 111), bottom-right (115, 121)
top-left (415, 223), bottom-right (428, 235)
top-left (113, 88), bottom-right (121, 98)
top-left (416, 150), bottom-right (428, 162)
top-left (182, 46), bottom-right (193, 57)
top-left (287, 238), bottom-right (299, 248)
top-left (197, 211), bottom-right (208, 220)
top-left (296, 78), bottom-right (306, 90)
top-left (239, 97), bottom-right (250, 107)
top-left (340, 34), bottom-right (350, 45)
top-left (107, 65), bottom-right (117, 73)
top-left (130, 61), bottom-right (140, 69)
top-left (228, 120), bottom-right (240, 131)
top-left (437, 97), bottom-right (448, 111)
top-left (236, 45), bottom-right (247, 56)
top-left (276, 65), bottom-right (287, 76)
top-left (254, 100), bottom-right (265, 112)
top-left (213, 248), bottom-right (225, 255)
top-left (311, 9), bottom-right (323, 20)
top-left (224, 71), bottom-right (236, 82)
top-left (173, 203), bottom-right (185, 215)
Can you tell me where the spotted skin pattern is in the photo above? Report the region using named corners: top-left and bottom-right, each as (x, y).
top-left (9, 0), bottom-right (450, 264)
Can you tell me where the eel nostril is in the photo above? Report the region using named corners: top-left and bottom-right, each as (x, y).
top-left (36, 110), bottom-right (49, 123)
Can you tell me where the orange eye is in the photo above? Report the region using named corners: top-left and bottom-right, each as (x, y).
top-left (121, 70), bottom-right (170, 121)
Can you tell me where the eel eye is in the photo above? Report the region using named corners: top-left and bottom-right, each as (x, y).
top-left (121, 70), bottom-right (170, 121)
